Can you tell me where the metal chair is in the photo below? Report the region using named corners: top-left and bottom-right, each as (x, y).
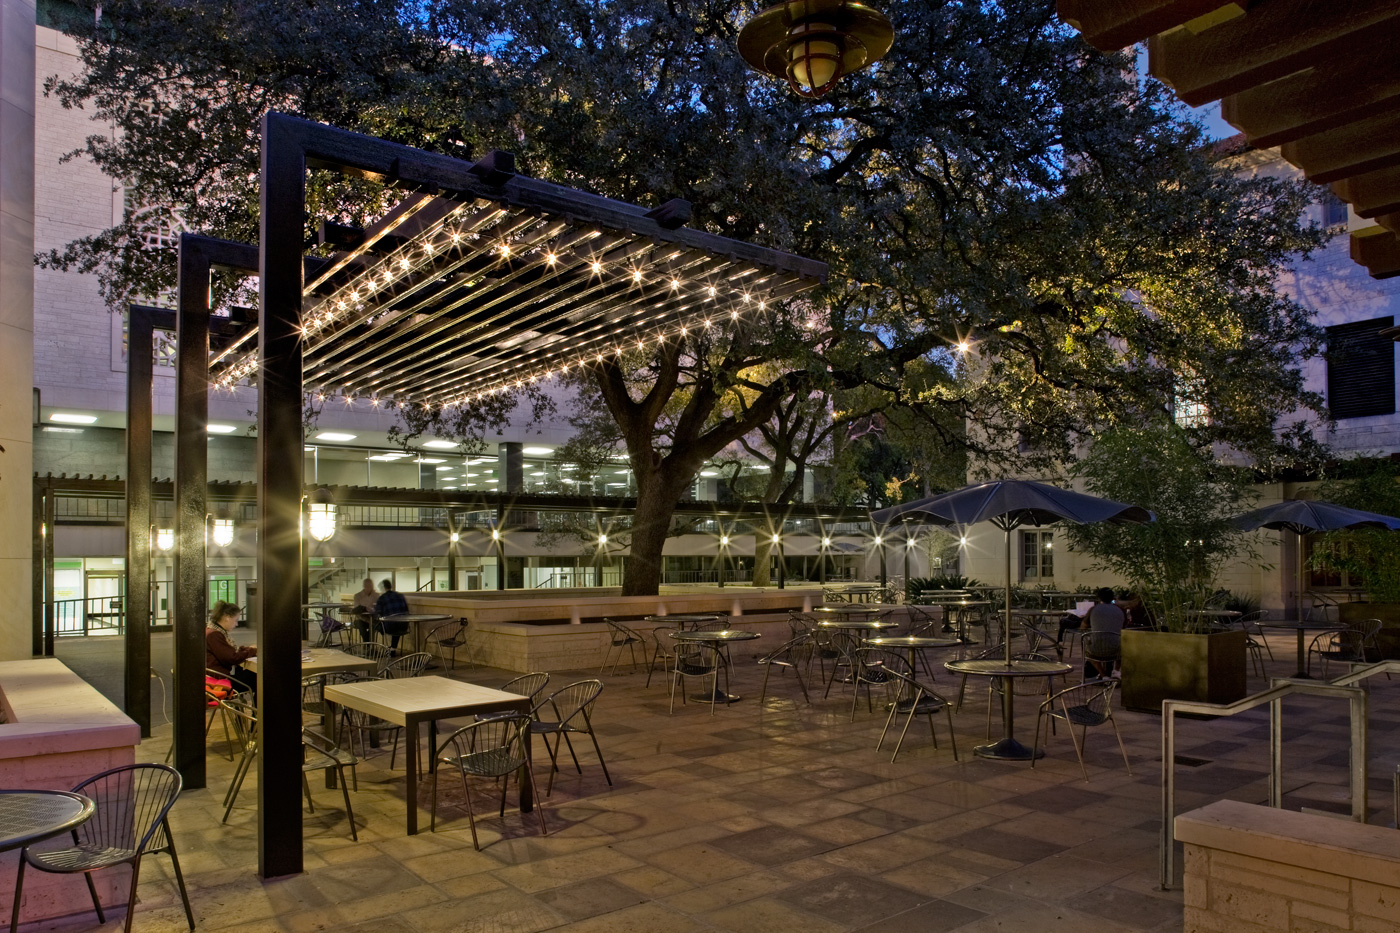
top-left (432, 713), bottom-right (547, 848)
top-left (600, 618), bottom-right (644, 674)
top-left (669, 642), bottom-right (726, 716)
top-left (820, 631), bottom-right (862, 699)
top-left (376, 651), bottom-right (432, 680)
top-left (645, 626), bottom-right (678, 687)
top-left (425, 618), bottom-right (472, 670)
top-left (313, 607), bottom-right (350, 648)
top-left (341, 641), bottom-right (393, 671)
top-left (1308, 618), bottom-right (1382, 678)
top-left (1080, 630), bottom-right (1122, 681)
top-left (1236, 610), bottom-right (1271, 677)
top-left (478, 672), bottom-right (551, 724)
top-left (849, 646), bottom-right (903, 722)
top-left (300, 728), bottom-right (361, 841)
top-left (757, 633), bottom-right (815, 704)
top-left (10, 763), bottom-right (194, 933)
top-left (528, 680), bottom-right (612, 795)
top-left (1032, 679), bottom-right (1132, 781)
top-left (876, 666), bottom-right (959, 763)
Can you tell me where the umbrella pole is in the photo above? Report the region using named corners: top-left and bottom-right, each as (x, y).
top-left (1004, 525), bottom-right (1013, 666)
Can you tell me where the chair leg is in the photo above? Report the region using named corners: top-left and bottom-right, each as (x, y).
top-left (1108, 714), bottom-right (1132, 777)
top-left (11, 857), bottom-right (26, 932)
top-left (303, 772), bottom-right (316, 813)
top-left (586, 729), bottom-right (613, 786)
top-left (759, 663), bottom-right (773, 702)
top-left (1068, 719), bottom-right (1089, 782)
top-left (122, 854), bottom-right (143, 933)
top-left (944, 707), bottom-right (959, 761)
top-left (561, 732), bottom-right (582, 774)
top-left (1031, 712), bottom-right (1044, 768)
top-left (162, 825), bottom-right (196, 930)
top-left (526, 758), bottom-right (548, 837)
top-left (877, 700), bottom-right (897, 752)
top-left (460, 769), bottom-right (481, 851)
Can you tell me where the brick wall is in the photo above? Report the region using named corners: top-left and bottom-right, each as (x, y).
top-left (1178, 799), bottom-right (1400, 933)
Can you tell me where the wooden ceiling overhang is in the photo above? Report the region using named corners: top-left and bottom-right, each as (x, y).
top-left (1057, 0), bottom-right (1400, 279)
top-left (206, 178), bottom-right (827, 408)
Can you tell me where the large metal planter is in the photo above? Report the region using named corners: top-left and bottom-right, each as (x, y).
top-left (1338, 602), bottom-right (1400, 659)
top-left (1120, 628), bottom-right (1247, 714)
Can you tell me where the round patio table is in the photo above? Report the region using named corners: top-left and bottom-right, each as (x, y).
top-left (379, 613), bottom-right (453, 653)
top-left (944, 658), bottom-right (1072, 761)
top-left (0, 790), bottom-right (95, 853)
top-left (645, 613), bottom-right (722, 630)
top-left (866, 635), bottom-right (960, 679)
top-left (813, 605), bottom-right (883, 622)
top-left (669, 629), bottom-right (760, 703)
top-left (922, 600), bottom-right (991, 644)
top-left (816, 618), bottom-right (901, 636)
top-left (1257, 619), bottom-right (1346, 679)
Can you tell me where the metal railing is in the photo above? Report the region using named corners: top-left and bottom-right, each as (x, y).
top-left (1160, 677), bottom-right (1368, 890)
top-left (51, 595), bottom-right (127, 636)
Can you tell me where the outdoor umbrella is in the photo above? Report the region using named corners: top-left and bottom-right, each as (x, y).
top-left (1232, 500), bottom-right (1400, 612)
top-left (871, 480), bottom-right (1155, 662)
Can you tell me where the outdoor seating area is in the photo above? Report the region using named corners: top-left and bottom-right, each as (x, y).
top-left (17, 622), bottom-right (1400, 933)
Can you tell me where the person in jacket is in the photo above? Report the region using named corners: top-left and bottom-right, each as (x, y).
top-left (206, 600), bottom-right (257, 697)
top-left (374, 579), bottom-right (410, 653)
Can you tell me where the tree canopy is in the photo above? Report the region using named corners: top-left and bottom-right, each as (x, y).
top-left (45, 0), bottom-right (1331, 593)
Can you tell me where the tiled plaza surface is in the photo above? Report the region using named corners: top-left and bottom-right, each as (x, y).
top-left (23, 630), bottom-right (1400, 932)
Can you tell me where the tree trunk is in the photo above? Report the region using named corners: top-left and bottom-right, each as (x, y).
top-left (752, 536), bottom-right (772, 587)
top-left (621, 478), bottom-right (690, 596)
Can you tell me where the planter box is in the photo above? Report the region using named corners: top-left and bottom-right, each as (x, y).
top-left (1338, 602), bottom-right (1400, 660)
top-left (1120, 628), bottom-right (1248, 713)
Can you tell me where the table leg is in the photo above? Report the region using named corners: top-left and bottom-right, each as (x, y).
top-left (1294, 628), bottom-right (1310, 679)
top-left (973, 679), bottom-right (1041, 760)
top-left (324, 700), bottom-right (339, 789)
top-left (405, 716), bottom-right (419, 835)
top-left (518, 702), bottom-right (534, 813)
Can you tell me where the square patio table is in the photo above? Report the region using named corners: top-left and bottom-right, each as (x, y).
top-left (323, 676), bottom-right (532, 834)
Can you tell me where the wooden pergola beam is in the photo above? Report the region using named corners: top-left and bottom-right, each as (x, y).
top-left (1280, 110), bottom-right (1400, 185)
top-left (1148, 1), bottom-right (1400, 107)
top-left (1332, 164), bottom-right (1400, 220)
top-left (1056, 0), bottom-right (1249, 51)
top-left (1351, 228), bottom-right (1400, 279)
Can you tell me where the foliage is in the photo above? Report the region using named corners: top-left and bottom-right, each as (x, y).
top-left (1214, 590), bottom-right (1261, 616)
top-left (1066, 423), bottom-right (1258, 632)
top-left (44, 0), bottom-right (1331, 595)
top-left (906, 574), bottom-right (981, 600)
top-left (1312, 460), bottom-right (1400, 603)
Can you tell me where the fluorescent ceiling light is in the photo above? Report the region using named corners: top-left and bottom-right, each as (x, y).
top-left (42, 426), bottom-right (82, 434)
top-left (561, 477), bottom-right (577, 483)
top-left (49, 413), bottom-right (97, 425)
top-left (530, 471), bottom-right (545, 477)
top-left (614, 469), bottom-right (630, 475)
top-left (700, 470), bottom-right (718, 477)
top-left (304, 445), bottom-right (315, 451)
top-left (522, 446), bottom-right (553, 455)
top-left (417, 457), bottom-right (446, 464)
top-left (485, 478), bottom-right (499, 483)
top-left (561, 464), bottom-right (577, 471)
top-left (368, 454), bottom-right (407, 461)
top-left (469, 457), bottom-right (494, 465)
top-left (206, 424), bottom-right (237, 434)
top-left (315, 432), bottom-right (356, 442)
top-left (464, 472), bottom-right (478, 477)
top-left (442, 486), bottom-right (458, 490)
top-left (436, 466), bottom-right (454, 471)
top-left (423, 440), bottom-right (459, 449)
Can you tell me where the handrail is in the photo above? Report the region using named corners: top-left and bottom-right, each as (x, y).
top-left (1330, 658), bottom-right (1400, 687)
top-left (1161, 677), bottom-right (1368, 890)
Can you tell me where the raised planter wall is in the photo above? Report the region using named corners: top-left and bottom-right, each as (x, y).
top-left (403, 586), bottom-right (830, 672)
top-left (1120, 628), bottom-right (1248, 713)
top-left (0, 659), bottom-right (141, 923)
top-left (1178, 799), bottom-right (1400, 931)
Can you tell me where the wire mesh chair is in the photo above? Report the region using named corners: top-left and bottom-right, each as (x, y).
top-left (313, 607), bottom-right (350, 648)
top-left (600, 618), bottom-right (644, 675)
top-left (300, 728), bottom-right (361, 841)
top-left (757, 633), bottom-right (815, 704)
top-left (478, 672), bottom-right (551, 724)
top-left (376, 652), bottom-right (432, 680)
top-left (10, 763), bottom-right (194, 933)
top-left (431, 713), bottom-right (547, 848)
top-left (1236, 610), bottom-right (1271, 676)
top-left (669, 642), bottom-right (726, 716)
top-left (645, 626), bottom-right (678, 687)
top-left (1080, 630), bottom-right (1122, 681)
top-left (341, 641), bottom-right (393, 672)
top-left (1032, 679), bottom-right (1132, 781)
top-left (301, 670), bottom-right (367, 723)
top-left (820, 631), bottom-right (863, 699)
top-left (220, 697), bottom-right (260, 822)
top-left (425, 619), bottom-right (472, 671)
top-left (528, 680), bottom-right (612, 795)
top-left (877, 666), bottom-right (959, 763)
top-left (1308, 618), bottom-right (1382, 678)
top-left (848, 646), bottom-right (905, 722)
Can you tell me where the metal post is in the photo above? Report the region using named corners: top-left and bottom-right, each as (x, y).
top-left (1269, 696), bottom-right (1283, 808)
top-left (42, 486), bottom-right (54, 656)
top-left (1161, 703), bottom-right (1175, 890)
top-left (1350, 687), bottom-right (1368, 823)
top-left (31, 479), bottom-right (44, 656)
top-left (256, 112), bottom-right (308, 877)
top-left (172, 243), bottom-right (212, 788)
top-left (124, 306), bottom-right (165, 737)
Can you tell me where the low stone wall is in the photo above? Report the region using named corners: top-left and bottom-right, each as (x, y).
top-left (1177, 799), bottom-right (1400, 932)
top-left (403, 587), bottom-right (834, 672)
top-left (0, 658), bottom-right (141, 924)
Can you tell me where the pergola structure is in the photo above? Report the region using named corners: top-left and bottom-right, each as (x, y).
top-left (156, 112), bottom-right (825, 877)
top-left (1057, 0), bottom-right (1400, 279)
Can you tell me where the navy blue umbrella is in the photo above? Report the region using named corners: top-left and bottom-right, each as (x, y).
top-left (872, 480), bottom-right (1154, 660)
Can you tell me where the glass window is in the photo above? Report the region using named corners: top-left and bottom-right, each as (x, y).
top-left (1020, 530), bottom-right (1054, 581)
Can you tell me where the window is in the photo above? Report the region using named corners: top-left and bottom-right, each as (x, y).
top-left (1020, 529), bottom-right (1054, 581)
top-left (1172, 374), bottom-right (1209, 428)
top-left (1326, 316), bottom-right (1395, 420)
top-left (1320, 192), bottom-right (1348, 229)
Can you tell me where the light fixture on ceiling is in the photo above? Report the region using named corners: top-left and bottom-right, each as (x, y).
top-left (737, 0), bottom-right (894, 98)
top-left (211, 516), bottom-right (235, 547)
top-left (307, 487), bottom-right (338, 542)
top-left (49, 413), bottom-right (98, 425)
top-left (422, 439), bottom-right (459, 449)
top-left (207, 423), bottom-right (237, 434)
top-left (315, 432), bottom-right (356, 442)
top-left (522, 446), bottom-right (553, 455)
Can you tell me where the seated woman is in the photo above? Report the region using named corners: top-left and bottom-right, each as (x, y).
top-left (206, 600), bottom-right (258, 698)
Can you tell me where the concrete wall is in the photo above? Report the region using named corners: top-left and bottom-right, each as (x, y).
top-left (0, 3), bottom-right (35, 660)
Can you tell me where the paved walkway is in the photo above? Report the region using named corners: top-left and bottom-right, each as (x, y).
top-left (19, 632), bottom-right (1400, 932)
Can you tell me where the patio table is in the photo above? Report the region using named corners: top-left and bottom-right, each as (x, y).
top-left (0, 790), bottom-right (95, 853)
top-left (944, 658), bottom-right (1072, 761)
top-left (669, 629), bottom-right (761, 703)
top-left (1257, 619), bottom-right (1347, 679)
top-left (379, 613), bottom-right (454, 653)
top-left (645, 613), bottom-right (722, 630)
top-left (916, 599), bottom-right (990, 644)
top-left (323, 676), bottom-right (532, 835)
top-left (866, 634), bottom-right (960, 679)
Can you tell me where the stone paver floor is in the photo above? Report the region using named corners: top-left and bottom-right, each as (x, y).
top-left (20, 631), bottom-right (1400, 932)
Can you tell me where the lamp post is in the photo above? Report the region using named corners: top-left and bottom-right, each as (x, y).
top-left (874, 533), bottom-right (886, 590)
top-left (771, 532), bottom-right (785, 589)
top-left (717, 532), bottom-right (730, 588)
top-left (738, 0), bottom-right (894, 98)
top-left (819, 534), bottom-right (830, 585)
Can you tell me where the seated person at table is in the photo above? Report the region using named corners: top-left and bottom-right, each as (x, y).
top-left (351, 577), bottom-right (377, 642)
top-left (206, 600), bottom-right (257, 698)
top-left (375, 579), bottom-right (410, 653)
top-left (1080, 586), bottom-right (1126, 680)
top-left (1118, 591), bottom-right (1153, 629)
